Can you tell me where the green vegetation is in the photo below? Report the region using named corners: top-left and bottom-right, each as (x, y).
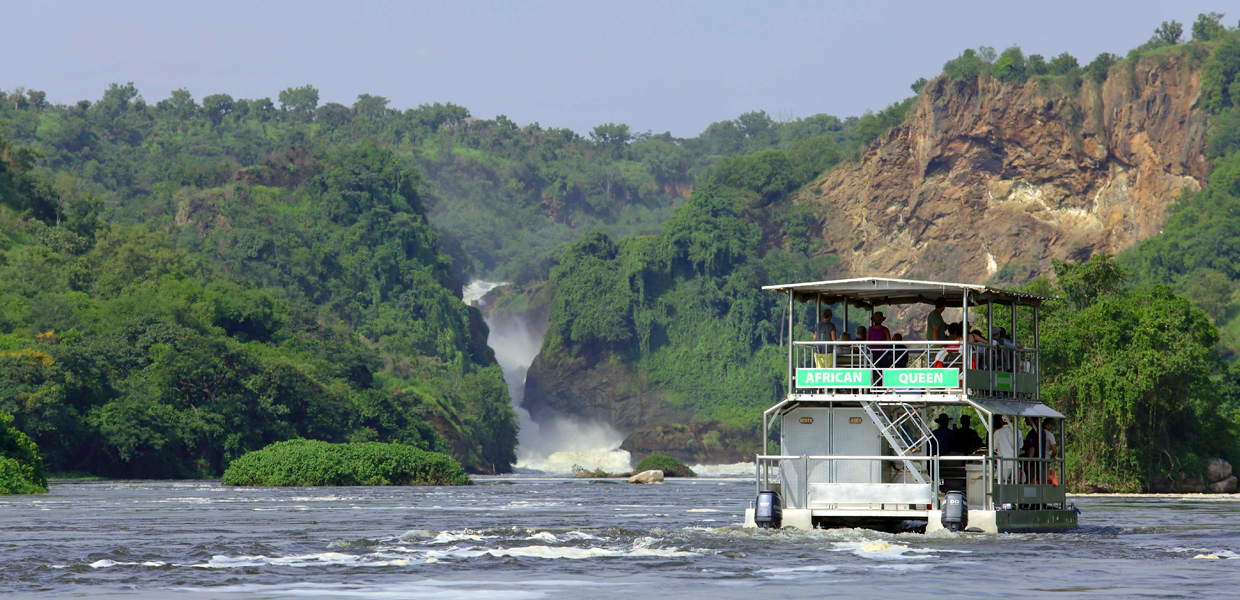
top-left (0, 121), bottom-right (516, 476)
top-left (0, 409), bottom-right (45, 494)
top-left (633, 454), bottom-right (696, 477)
top-left (221, 439), bottom-right (471, 486)
top-left (1028, 256), bottom-right (1238, 491)
top-left (1121, 27), bottom-right (1240, 357)
top-left (541, 138), bottom-right (844, 430)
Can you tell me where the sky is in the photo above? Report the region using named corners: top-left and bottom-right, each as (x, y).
top-left (4, 0), bottom-right (1230, 137)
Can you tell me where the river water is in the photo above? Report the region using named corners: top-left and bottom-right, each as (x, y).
top-left (4, 479), bottom-right (1240, 599)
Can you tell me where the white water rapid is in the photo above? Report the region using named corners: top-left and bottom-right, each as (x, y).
top-left (463, 281), bottom-right (631, 474)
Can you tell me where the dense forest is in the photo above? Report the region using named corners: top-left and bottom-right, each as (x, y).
top-left (0, 65), bottom-right (862, 479)
top-left (540, 14), bottom-right (1240, 491)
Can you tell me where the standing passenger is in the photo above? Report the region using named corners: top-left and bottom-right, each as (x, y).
top-left (926, 298), bottom-right (948, 341)
top-left (868, 312), bottom-right (892, 369)
top-left (993, 415), bottom-right (1019, 483)
top-left (931, 414), bottom-right (954, 456)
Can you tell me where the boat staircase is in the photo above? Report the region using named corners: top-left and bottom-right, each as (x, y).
top-left (860, 402), bottom-right (932, 484)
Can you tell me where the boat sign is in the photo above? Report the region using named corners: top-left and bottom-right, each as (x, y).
top-left (796, 368), bottom-right (871, 387)
top-left (881, 368), bottom-right (959, 388)
top-left (996, 372), bottom-right (1012, 390)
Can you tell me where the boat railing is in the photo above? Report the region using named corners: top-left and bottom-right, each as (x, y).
top-left (756, 454), bottom-right (1064, 511)
top-left (757, 454), bottom-right (953, 510)
top-left (791, 341), bottom-right (1039, 398)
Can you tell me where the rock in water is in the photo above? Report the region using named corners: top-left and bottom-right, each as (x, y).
top-left (627, 470), bottom-right (664, 484)
top-left (1206, 458), bottom-right (1232, 484)
top-left (1209, 475), bottom-right (1237, 494)
top-left (575, 470), bottom-right (593, 478)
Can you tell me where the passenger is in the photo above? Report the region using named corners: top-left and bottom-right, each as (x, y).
top-left (931, 413), bottom-right (954, 455)
top-left (950, 414), bottom-right (983, 454)
top-left (855, 325), bottom-right (868, 365)
top-left (926, 297), bottom-right (948, 341)
top-left (838, 332), bottom-right (853, 364)
top-left (993, 415), bottom-right (1019, 483)
top-left (868, 312), bottom-right (891, 369)
top-left (891, 333), bottom-right (909, 368)
top-left (814, 309), bottom-right (837, 369)
top-left (1042, 418), bottom-right (1058, 460)
top-left (1022, 417), bottom-right (1054, 483)
top-left (934, 323), bottom-right (964, 367)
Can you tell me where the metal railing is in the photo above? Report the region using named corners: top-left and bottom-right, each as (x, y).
top-left (755, 453), bottom-right (1065, 512)
top-left (790, 340), bottom-right (1039, 398)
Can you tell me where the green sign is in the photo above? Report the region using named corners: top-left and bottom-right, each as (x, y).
top-left (996, 372), bottom-right (1012, 390)
top-left (881, 368), bottom-right (959, 388)
top-left (797, 368), bottom-right (871, 387)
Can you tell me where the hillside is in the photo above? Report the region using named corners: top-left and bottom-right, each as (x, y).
top-left (528, 20), bottom-right (1240, 489)
top-left (806, 51), bottom-right (1208, 284)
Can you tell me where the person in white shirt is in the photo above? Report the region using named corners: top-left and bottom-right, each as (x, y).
top-left (992, 415), bottom-right (1019, 483)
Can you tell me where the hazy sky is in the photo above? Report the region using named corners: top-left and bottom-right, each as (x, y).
top-left (5, 1), bottom-right (1229, 137)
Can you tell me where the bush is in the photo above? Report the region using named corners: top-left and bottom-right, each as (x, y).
top-left (221, 439), bottom-right (472, 486)
top-left (0, 410), bottom-right (46, 494)
top-left (633, 454), bottom-right (696, 477)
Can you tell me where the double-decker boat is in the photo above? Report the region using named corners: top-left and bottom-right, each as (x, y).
top-left (743, 278), bottom-right (1077, 533)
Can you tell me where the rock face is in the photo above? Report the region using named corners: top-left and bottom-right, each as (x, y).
top-left (1209, 476), bottom-right (1237, 494)
top-left (627, 470), bottom-right (664, 484)
top-left (802, 56), bottom-right (1209, 284)
top-left (1206, 458), bottom-right (1233, 484)
top-left (523, 350), bottom-right (692, 431)
top-left (621, 421), bottom-right (762, 465)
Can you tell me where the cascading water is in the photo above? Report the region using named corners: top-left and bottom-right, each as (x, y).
top-left (463, 281), bottom-right (632, 473)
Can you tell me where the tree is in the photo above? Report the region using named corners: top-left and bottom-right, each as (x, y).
top-left (278, 85), bottom-right (319, 122)
top-left (1152, 20), bottom-right (1184, 46)
top-left (977, 46), bottom-right (997, 64)
top-left (1027, 54), bottom-right (1048, 76)
top-left (1086, 53), bottom-right (1118, 83)
top-left (943, 48), bottom-right (987, 81)
top-left (316, 103), bottom-right (352, 131)
top-left (353, 94), bottom-right (390, 119)
top-left (1047, 52), bottom-right (1080, 75)
top-left (201, 93), bottom-right (234, 127)
top-left (1053, 253), bottom-right (1127, 310)
top-left (1202, 38), bottom-right (1240, 113)
top-left (590, 123), bottom-right (633, 158)
top-left (990, 46), bottom-right (1027, 82)
top-left (910, 77), bottom-right (929, 93)
top-left (1192, 12), bottom-right (1225, 42)
top-left (156, 88), bottom-right (197, 120)
top-left (26, 90), bottom-right (47, 112)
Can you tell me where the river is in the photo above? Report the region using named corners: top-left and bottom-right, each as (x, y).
top-left (3, 479), bottom-right (1239, 598)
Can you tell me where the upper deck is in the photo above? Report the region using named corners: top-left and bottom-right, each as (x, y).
top-left (764, 277), bottom-right (1056, 403)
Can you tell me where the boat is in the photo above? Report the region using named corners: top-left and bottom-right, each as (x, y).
top-left (742, 277), bottom-right (1077, 533)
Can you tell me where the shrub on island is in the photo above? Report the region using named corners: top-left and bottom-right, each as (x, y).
top-left (633, 454), bottom-right (696, 477)
top-left (0, 410), bottom-right (47, 494)
top-left (222, 439), bottom-right (472, 486)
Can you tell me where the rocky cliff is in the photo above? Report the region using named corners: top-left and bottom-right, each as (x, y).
top-left (806, 55), bottom-right (1209, 283)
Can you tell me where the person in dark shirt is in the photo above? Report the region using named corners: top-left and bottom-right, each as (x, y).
top-left (950, 414), bottom-right (983, 454)
top-left (931, 413), bottom-right (954, 456)
top-left (814, 309), bottom-right (837, 368)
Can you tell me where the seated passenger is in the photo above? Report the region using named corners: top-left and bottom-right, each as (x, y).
top-left (891, 333), bottom-right (909, 368)
top-left (950, 414), bottom-right (983, 454)
top-left (931, 413), bottom-right (954, 455)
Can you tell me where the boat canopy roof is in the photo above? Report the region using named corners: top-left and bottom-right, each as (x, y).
top-left (968, 399), bottom-right (1065, 419)
top-left (762, 277), bottom-right (1056, 308)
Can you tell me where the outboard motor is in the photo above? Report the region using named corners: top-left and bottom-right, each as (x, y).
top-left (754, 490), bottom-right (782, 529)
top-left (942, 490), bottom-right (968, 532)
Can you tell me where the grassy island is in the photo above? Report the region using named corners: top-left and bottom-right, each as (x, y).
top-left (634, 454), bottom-right (696, 477)
top-left (222, 439), bottom-right (472, 487)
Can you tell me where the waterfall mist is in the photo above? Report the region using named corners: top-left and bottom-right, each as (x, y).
top-left (464, 281), bottom-right (631, 473)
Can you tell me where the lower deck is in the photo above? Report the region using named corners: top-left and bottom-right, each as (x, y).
top-left (742, 507), bottom-right (1078, 533)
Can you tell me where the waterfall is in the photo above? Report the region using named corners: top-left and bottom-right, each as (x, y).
top-left (463, 281), bottom-right (631, 473)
